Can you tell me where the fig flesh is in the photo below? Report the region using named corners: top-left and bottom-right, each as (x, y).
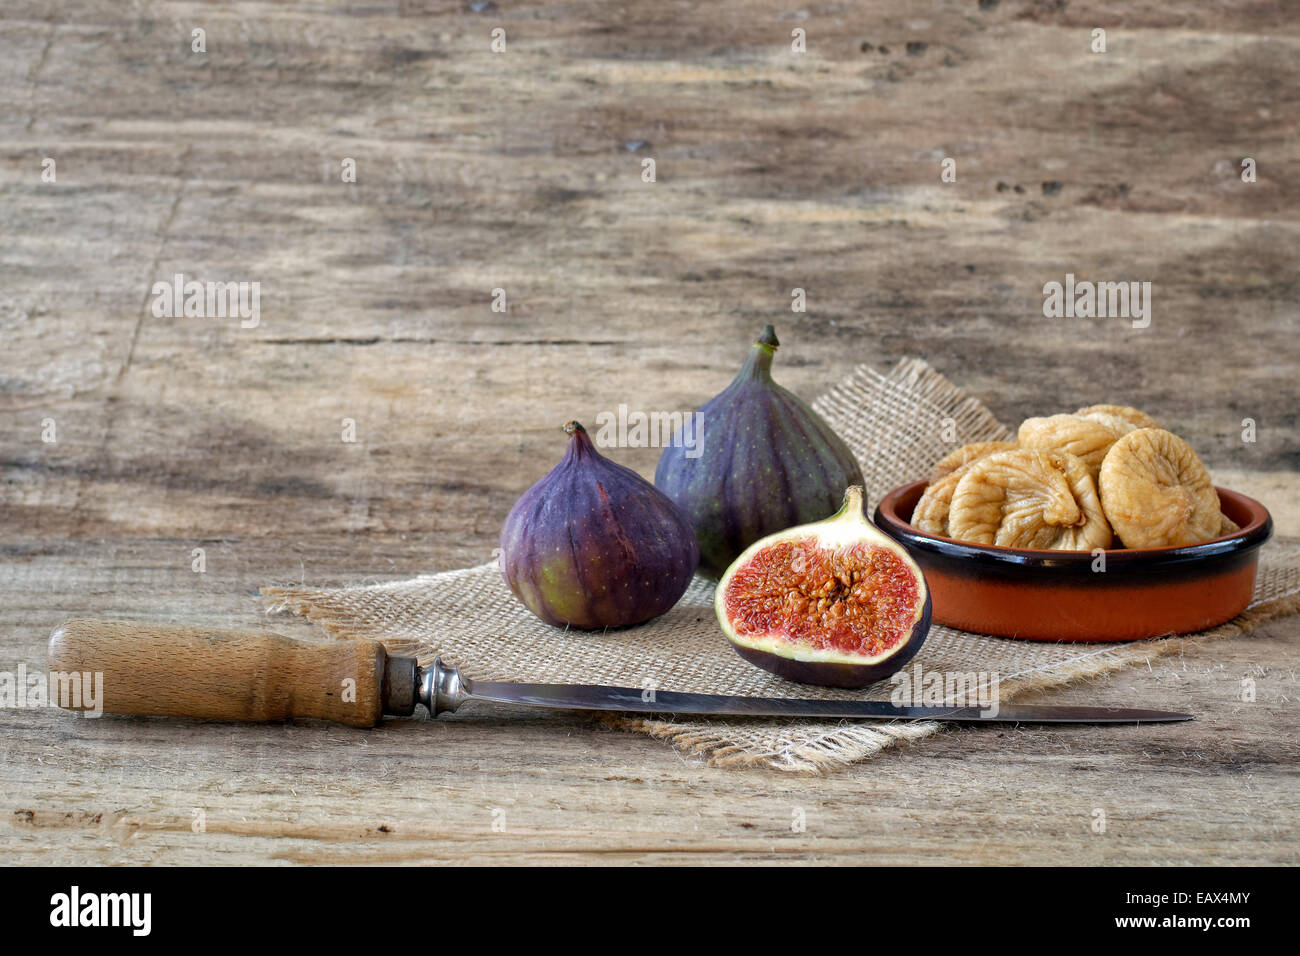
top-left (499, 421), bottom-right (699, 630)
top-left (656, 326), bottom-right (865, 576)
top-left (715, 485), bottom-right (931, 688)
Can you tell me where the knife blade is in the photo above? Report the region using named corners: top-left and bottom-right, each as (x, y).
top-left (434, 670), bottom-right (1191, 724)
top-left (46, 620), bottom-right (1193, 726)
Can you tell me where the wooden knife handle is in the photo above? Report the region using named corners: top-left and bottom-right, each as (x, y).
top-left (47, 619), bottom-right (390, 727)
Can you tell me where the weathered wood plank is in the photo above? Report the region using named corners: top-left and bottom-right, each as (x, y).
top-left (1, 1), bottom-right (1297, 864)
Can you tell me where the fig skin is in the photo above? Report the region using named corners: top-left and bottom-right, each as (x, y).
top-left (715, 486), bottom-right (931, 688)
top-left (500, 422), bottom-right (700, 630)
top-left (727, 638), bottom-right (928, 690)
top-left (655, 326), bottom-right (865, 576)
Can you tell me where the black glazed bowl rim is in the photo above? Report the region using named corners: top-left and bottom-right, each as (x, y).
top-left (873, 480), bottom-right (1273, 571)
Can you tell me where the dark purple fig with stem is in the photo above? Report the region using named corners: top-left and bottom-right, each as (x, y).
top-left (500, 421), bottom-right (700, 630)
top-left (655, 325), bottom-right (865, 576)
top-left (716, 485), bottom-right (931, 688)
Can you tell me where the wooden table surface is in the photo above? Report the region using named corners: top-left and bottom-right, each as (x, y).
top-left (2, 1), bottom-right (1297, 864)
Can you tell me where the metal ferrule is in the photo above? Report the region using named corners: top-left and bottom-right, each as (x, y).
top-left (382, 654), bottom-right (418, 717)
top-left (417, 658), bottom-right (468, 717)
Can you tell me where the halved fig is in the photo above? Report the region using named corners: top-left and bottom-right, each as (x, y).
top-left (714, 485), bottom-right (931, 688)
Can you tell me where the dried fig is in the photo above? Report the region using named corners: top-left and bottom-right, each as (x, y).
top-left (948, 449), bottom-right (1113, 550)
top-left (1076, 411), bottom-right (1139, 437)
top-left (1219, 513), bottom-right (1241, 536)
top-left (928, 441), bottom-right (1018, 483)
top-left (1018, 413), bottom-right (1133, 476)
top-left (1076, 403), bottom-right (1161, 430)
top-left (1098, 428), bottom-right (1220, 548)
top-left (912, 462), bottom-right (975, 537)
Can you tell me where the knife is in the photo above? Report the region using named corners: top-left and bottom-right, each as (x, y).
top-left (46, 620), bottom-right (1192, 725)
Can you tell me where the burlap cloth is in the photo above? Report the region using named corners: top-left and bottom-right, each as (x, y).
top-left (262, 359), bottom-right (1300, 772)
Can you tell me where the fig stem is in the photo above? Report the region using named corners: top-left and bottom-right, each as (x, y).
top-left (840, 484), bottom-right (865, 517)
top-left (562, 420), bottom-right (599, 459)
top-left (735, 327), bottom-right (778, 383)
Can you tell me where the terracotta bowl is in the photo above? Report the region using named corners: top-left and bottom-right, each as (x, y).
top-left (873, 481), bottom-right (1272, 642)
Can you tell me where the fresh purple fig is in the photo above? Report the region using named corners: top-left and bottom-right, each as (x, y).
top-left (655, 325), bottom-right (865, 575)
top-left (716, 486), bottom-right (931, 688)
top-left (500, 421), bottom-right (700, 630)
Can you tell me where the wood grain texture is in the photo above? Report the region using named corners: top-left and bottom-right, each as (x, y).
top-left (1, 1), bottom-right (1297, 864)
top-left (47, 620), bottom-right (387, 726)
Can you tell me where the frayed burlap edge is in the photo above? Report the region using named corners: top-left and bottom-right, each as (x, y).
top-left (599, 713), bottom-right (944, 772)
top-left (596, 589), bottom-right (1300, 772)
